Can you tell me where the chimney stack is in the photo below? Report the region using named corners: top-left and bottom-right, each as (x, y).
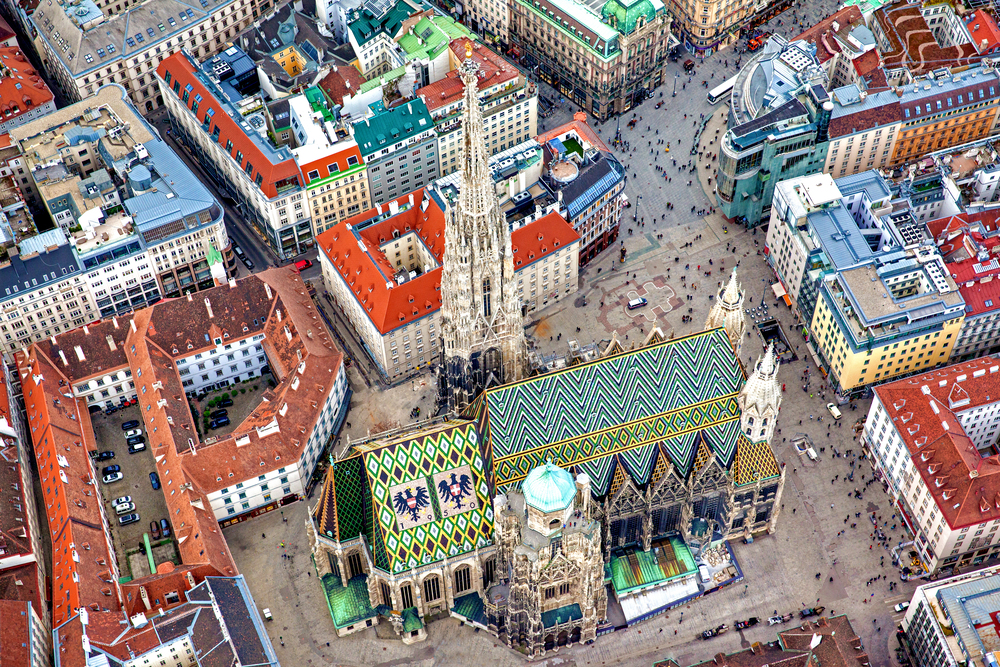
top-left (74, 346), bottom-right (85, 362)
top-left (58, 350), bottom-right (68, 366)
top-left (204, 298), bottom-right (214, 319)
top-left (106, 335), bottom-right (116, 351)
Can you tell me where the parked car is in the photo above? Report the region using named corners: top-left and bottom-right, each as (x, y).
top-left (218, 398), bottom-right (234, 408)
top-left (768, 614), bottom-right (793, 625)
top-left (233, 245), bottom-right (246, 260)
top-left (294, 259), bottom-right (312, 272)
top-left (122, 420), bottom-right (140, 430)
top-left (150, 521), bottom-right (161, 540)
top-left (210, 409), bottom-right (228, 419)
top-left (115, 501), bottom-right (136, 515)
top-left (209, 416), bottom-right (230, 430)
top-left (103, 472), bottom-right (124, 484)
top-left (159, 518), bottom-right (172, 538)
top-left (124, 428), bottom-right (142, 438)
top-left (149, 472), bottom-right (160, 490)
top-left (113, 496), bottom-right (132, 506)
top-left (126, 435), bottom-right (145, 446)
top-left (826, 402), bottom-right (842, 420)
top-left (242, 256), bottom-right (255, 270)
top-left (118, 513), bottom-right (140, 526)
top-left (734, 617), bottom-right (759, 630)
top-left (701, 624), bottom-right (727, 639)
top-left (894, 602), bottom-right (910, 613)
top-left (95, 450), bottom-right (115, 461)
top-left (627, 297), bottom-right (648, 310)
top-left (102, 464), bottom-right (121, 476)
top-left (104, 406), bottom-right (119, 416)
top-left (128, 441), bottom-right (146, 454)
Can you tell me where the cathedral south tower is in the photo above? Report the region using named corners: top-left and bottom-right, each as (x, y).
top-left (439, 45), bottom-right (527, 411)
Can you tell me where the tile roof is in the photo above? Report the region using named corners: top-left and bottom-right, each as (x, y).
top-left (347, 0), bottom-right (423, 46)
top-left (416, 38), bottom-right (519, 112)
top-left (318, 189), bottom-right (578, 335)
top-left (157, 52), bottom-right (303, 200)
top-left (828, 94), bottom-right (901, 137)
top-left (535, 114), bottom-right (612, 153)
top-left (318, 65), bottom-right (367, 107)
top-left (968, 10), bottom-right (1000, 53)
top-left (0, 383), bottom-right (36, 570)
top-left (851, 49), bottom-right (888, 90)
top-left (874, 357), bottom-right (1000, 530)
top-left (0, 599), bottom-right (36, 667)
top-left (0, 46), bottom-right (54, 122)
top-left (793, 6), bottom-right (863, 64)
top-left (33, 318), bottom-right (130, 384)
top-left (467, 328), bottom-right (774, 495)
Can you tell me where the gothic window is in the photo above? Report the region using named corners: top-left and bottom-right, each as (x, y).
top-left (454, 566), bottom-right (471, 594)
top-left (550, 537), bottom-right (562, 558)
top-left (759, 429), bottom-right (765, 437)
top-left (544, 586), bottom-right (556, 600)
top-left (483, 278), bottom-right (492, 318)
top-left (762, 418), bottom-right (768, 426)
top-left (380, 581), bottom-right (393, 608)
top-left (423, 576), bottom-right (441, 602)
top-left (482, 558), bottom-right (496, 587)
top-left (747, 416), bottom-right (754, 426)
top-left (347, 552), bottom-right (363, 579)
top-left (559, 582), bottom-right (570, 595)
top-left (746, 428), bottom-right (752, 436)
top-left (400, 583), bottom-right (414, 609)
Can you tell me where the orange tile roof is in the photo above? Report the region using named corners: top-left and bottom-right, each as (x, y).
top-left (318, 66), bottom-right (367, 107)
top-left (319, 188), bottom-right (579, 335)
top-left (874, 2), bottom-right (980, 73)
top-left (0, 47), bottom-right (53, 120)
top-left (417, 38), bottom-right (520, 112)
top-left (969, 10), bottom-right (1000, 53)
top-left (874, 358), bottom-right (1000, 530)
top-left (158, 52), bottom-right (302, 200)
top-left (299, 142), bottom-right (364, 187)
top-left (535, 113), bottom-right (611, 153)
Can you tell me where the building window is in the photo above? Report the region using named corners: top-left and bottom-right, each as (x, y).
top-left (454, 566), bottom-right (471, 594)
top-left (423, 576), bottom-right (441, 602)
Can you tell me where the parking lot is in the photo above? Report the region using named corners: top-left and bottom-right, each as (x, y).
top-left (191, 379), bottom-right (271, 439)
top-left (90, 405), bottom-right (173, 575)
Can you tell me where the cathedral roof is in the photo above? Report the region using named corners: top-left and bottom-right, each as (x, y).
top-left (466, 328), bottom-right (765, 496)
top-left (315, 421), bottom-right (493, 574)
top-left (522, 462), bottom-right (576, 513)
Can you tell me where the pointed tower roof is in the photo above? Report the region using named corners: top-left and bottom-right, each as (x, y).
top-left (205, 242), bottom-right (227, 285)
top-left (740, 342), bottom-right (782, 415)
top-left (704, 267), bottom-right (747, 357)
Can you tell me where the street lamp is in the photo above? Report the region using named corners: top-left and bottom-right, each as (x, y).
top-left (672, 73), bottom-right (679, 97)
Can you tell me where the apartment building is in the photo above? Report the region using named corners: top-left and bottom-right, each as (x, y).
top-left (352, 98), bottom-right (439, 205)
top-left (507, 0), bottom-right (674, 120)
top-left (0, 45), bottom-right (56, 133)
top-left (318, 188), bottom-right (578, 378)
top-left (717, 37), bottom-right (832, 227)
top-left (825, 87), bottom-right (901, 177)
top-left (891, 66), bottom-right (1000, 166)
top-left (314, 0), bottom-right (362, 43)
top-left (864, 359), bottom-right (1000, 576)
top-left (870, 1), bottom-right (979, 77)
top-left (346, 0), bottom-right (424, 78)
top-left (536, 117), bottom-right (626, 264)
top-left (31, 0), bottom-right (270, 112)
top-left (465, 0), bottom-right (509, 46)
top-left (794, 7), bottom-right (876, 91)
top-left (419, 38), bottom-right (537, 177)
top-left (12, 84), bottom-right (233, 304)
top-left (0, 371), bottom-right (51, 667)
top-left (667, 0), bottom-right (761, 53)
top-left (291, 96), bottom-right (371, 238)
top-left (902, 567), bottom-right (1000, 666)
top-left (0, 229), bottom-right (97, 356)
top-left (158, 48), bottom-right (313, 259)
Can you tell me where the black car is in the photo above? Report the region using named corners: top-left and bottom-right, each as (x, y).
top-left (95, 451), bottom-right (116, 462)
top-left (128, 441), bottom-right (146, 454)
top-left (126, 435), bottom-right (145, 446)
top-left (208, 416), bottom-right (230, 429)
top-left (218, 398), bottom-right (233, 408)
top-left (241, 256), bottom-right (255, 270)
top-left (149, 472), bottom-right (160, 490)
top-left (210, 409), bottom-right (228, 419)
top-left (122, 420), bottom-right (140, 430)
top-left (102, 464), bottom-right (121, 475)
top-left (159, 518), bottom-right (172, 538)
top-left (104, 406), bottom-right (119, 415)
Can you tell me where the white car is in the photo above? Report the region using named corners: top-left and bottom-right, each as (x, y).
top-left (124, 428), bottom-right (143, 438)
top-left (113, 495), bottom-right (132, 506)
top-left (826, 402), bottom-right (842, 420)
top-left (103, 472), bottom-right (124, 484)
top-left (114, 501), bottom-right (136, 515)
top-left (894, 602), bottom-right (909, 613)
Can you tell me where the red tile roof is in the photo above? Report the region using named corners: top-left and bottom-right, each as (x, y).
top-left (793, 6), bottom-right (864, 64)
top-left (0, 599), bottom-right (36, 667)
top-left (319, 188), bottom-right (579, 335)
top-left (0, 380), bottom-right (38, 573)
top-left (829, 98), bottom-right (902, 138)
top-left (0, 46), bottom-right (53, 121)
top-left (318, 66), bottom-right (367, 107)
top-left (158, 52), bottom-right (302, 199)
top-left (874, 357), bottom-right (1000, 530)
top-left (851, 50), bottom-right (888, 91)
top-left (968, 10), bottom-right (1000, 54)
top-left (299, 142), bottom-right (364, 187)
top-left (417, 38), bottom-right (520, 112)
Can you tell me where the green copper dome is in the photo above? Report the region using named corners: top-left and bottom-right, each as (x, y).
top-left (522, 462), bottom-right (576, 513)
top-left (206, 243), bottom-right (224, 267)
top-left (601, 0), bottom-right (657, 35)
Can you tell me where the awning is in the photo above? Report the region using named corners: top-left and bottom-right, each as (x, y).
top-left (770, 283), bottom-right (787, 298)
top-left (618, 575), bottom-right (700, 625)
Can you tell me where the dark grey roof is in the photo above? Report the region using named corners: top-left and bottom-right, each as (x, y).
top-left (0, 240), bottom-right (80, 303)
top-left (206, 577), bottom-right (272, 667)
top-left (732, 98), bottom-right (808, 139)
top-left (550, 152), bottom-right (626, 219)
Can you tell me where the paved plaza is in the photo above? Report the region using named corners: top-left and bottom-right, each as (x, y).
top-left (220, 3), bottom-right (955, 664)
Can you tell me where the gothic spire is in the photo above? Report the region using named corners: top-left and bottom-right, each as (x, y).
top-left (705, 267), bottom-right (747, 359)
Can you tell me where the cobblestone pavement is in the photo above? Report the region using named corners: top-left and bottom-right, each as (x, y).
top-left (227, 2), bottom-right (940, 663)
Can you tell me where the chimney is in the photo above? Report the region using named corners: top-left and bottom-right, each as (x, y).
top-left (112, 316), bottom-right (119, 329)
top-left (408, 192), bottom-right (414, 206)
top-left (74, 345), bottom-right (85, 362)
top-left (264, 283), bottom-right (272, 299)
top-left (82, 325), bottom-right (89, 335)
top-left (204, 298), bottom-right (214, 319)
top-left (186, 292), bottom-right (193, 301)
top-left (50, 336), bottom-right (56, 345)
top-left (130, 319), bottom-right (136, 333)
top-left (228, 278), bottom-right (236, 289)
top-left (106, 335), bottom-right (116, 351)
top-left (58, 350), bottom-right (68, 366)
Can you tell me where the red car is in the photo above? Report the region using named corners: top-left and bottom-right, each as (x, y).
top-left (293, 259), bottom-right (312, 272)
